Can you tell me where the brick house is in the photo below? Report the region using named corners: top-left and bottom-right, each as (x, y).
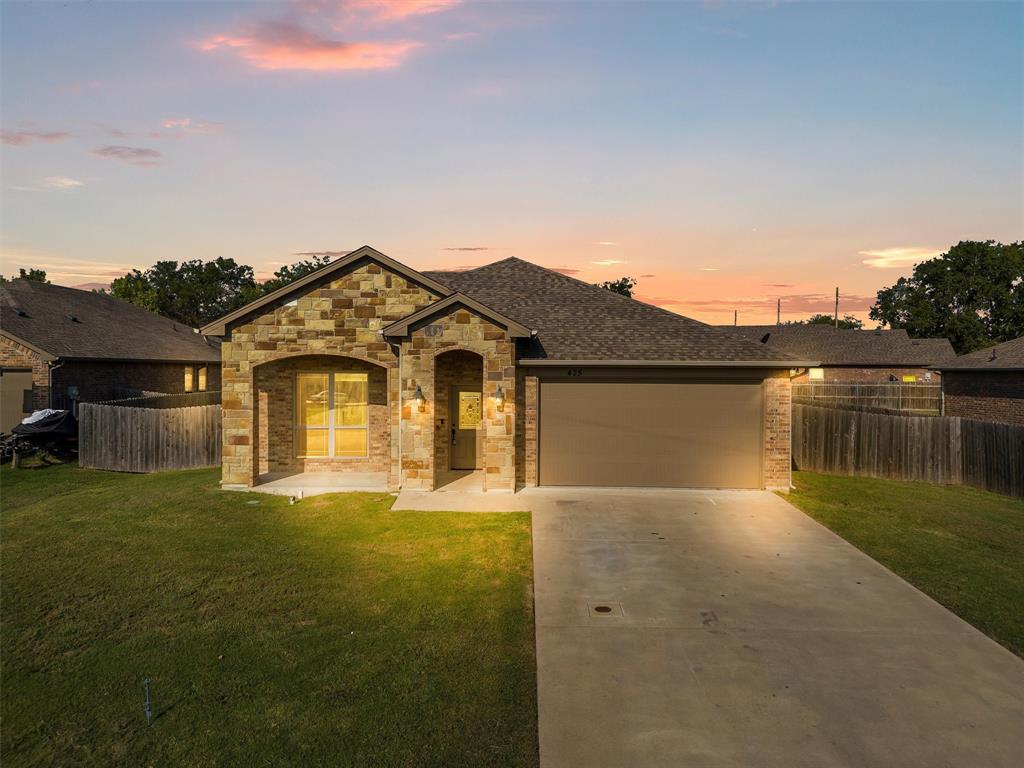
top-left (201, 246), bottom-right (814, 494)
top-left (935, 336), bottom-right (1024, 426)
top-left (722, 324), bottom-right (955, 383)
top-left (0, 280), bottom-right (221, 432)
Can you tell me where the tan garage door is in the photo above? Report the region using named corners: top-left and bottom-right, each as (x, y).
top-left (1, 370), bottom-right (34, 434)
top-left (539, 381), bottom-right (763, 488)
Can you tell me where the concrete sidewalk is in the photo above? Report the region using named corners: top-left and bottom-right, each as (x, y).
top-left (528, 487), bottom-right (1024, 768)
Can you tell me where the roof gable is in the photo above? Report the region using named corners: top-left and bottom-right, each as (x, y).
top-left (0, 280), bottom-right (220, 363)
top-left (200, 245), bottom-right (452, 335)
top-left (382, 293), bottom-right (533, 338)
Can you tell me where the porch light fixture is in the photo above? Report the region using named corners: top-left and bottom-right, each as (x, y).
top-left (495, 385), bottom-right (506, 412)
top-left (414, 385), bottom-right (426, 413)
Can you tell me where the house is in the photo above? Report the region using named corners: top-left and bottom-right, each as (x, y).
top-left (200, 246), bottom-right (814, 493)
top-left (0, 280), bottom-right (221, 432)
top-left (933, 335), bottom-right (1024, 426)
top-left (720, 324), bottom-right (955, 383)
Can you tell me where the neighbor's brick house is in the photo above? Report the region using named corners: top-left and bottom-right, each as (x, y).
top-left (0, 280), bottom-right (221, 432)
top-left (935, 336), bottom-right (1024, 426)
top-left (202, 246), bottom-right (812, 493)
top-left (722, 324), bottom-right (955, 383)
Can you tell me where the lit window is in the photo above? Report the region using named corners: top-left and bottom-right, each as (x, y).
top-left (296, 372), bottom-right (368, 458)
top-left (901, 374), bottom-right (917, 383)
top-left (184, 367), bottom-right (194, 392)
top-left (808, 368), bottom-right (825, 381)
top-left (197, 366), bottom-right (208, 392)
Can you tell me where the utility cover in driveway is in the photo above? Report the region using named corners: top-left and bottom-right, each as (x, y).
top-left (539, 381), bottom-right (762, 488)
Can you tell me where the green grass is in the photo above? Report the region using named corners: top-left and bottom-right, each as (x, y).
top-left (1, 465), bottom-right (538, 767)
top-left (786, 471), bottom-right (1024, 657)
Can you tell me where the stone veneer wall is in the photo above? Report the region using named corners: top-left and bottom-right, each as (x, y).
top-left (220, 260), bottom-right (439, 487)
top-left (401, 310), bottom-right (515, 491)
top-left (254, 356), bottom-right (389, 475)
top-left (433, 349), bottom-right (485, 476)
top-left (762, 372), bottom-right (792, 491)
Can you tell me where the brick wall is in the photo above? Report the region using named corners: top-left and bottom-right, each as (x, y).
top-left (793, 366), bottom-right (939, 383)
top-left (1, 336), bottom-right (220, 410)
top-left (943, 371), bottom-right (1024, 426)
top-left (253, 356), bottom-right (390, 475)
top-left (762, 372), bottom-right (792, 491)
top-left (433, 349), bottom-right (485, 475)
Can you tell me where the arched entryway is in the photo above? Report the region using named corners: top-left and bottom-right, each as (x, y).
top-left (433, 349), bottom-right (484, 490)
top-left (252, 354), bottom-right (390, 490)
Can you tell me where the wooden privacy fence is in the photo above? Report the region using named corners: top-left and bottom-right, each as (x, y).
top-left (793, 403), bottom-right (1024, 499)
top-left (793, 382), bottom-right (941, 414)
top-left (79, 394), bottom-right (221, 473)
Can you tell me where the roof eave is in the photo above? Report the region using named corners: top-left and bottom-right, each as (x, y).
top-left (0, 329), bottom-right (58, 362)
top-left (517, 358), bottom-right (818, 368)
top-left (199, 245), bottom-right (453, 336)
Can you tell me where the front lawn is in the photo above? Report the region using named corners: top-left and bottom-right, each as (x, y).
top-left (786, 471), bottom-right (1024, 657)
top-left (1, 465), bottom-right (538, 767)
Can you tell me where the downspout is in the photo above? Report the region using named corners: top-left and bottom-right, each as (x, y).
top-left (47, 359), bottom-right (64, 410)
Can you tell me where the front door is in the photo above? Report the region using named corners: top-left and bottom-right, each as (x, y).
top-left (449, 386), bottom-right (482, 470)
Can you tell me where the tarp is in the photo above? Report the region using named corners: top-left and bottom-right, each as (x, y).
top-left (12, 410), bottom-right (78, 436)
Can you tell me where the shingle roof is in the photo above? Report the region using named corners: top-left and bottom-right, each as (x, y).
top-left (423, 257), bottom-right (805, 364)
top-left (1, 280), bottom-right (221, 363)
top-left (934, 335), bottom-right (1024, 371)
top-left (718, 324), bottom-right (956, 366)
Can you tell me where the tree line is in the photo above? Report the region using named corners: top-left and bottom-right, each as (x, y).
top-left (5, 241), bottom-right (1020, 354)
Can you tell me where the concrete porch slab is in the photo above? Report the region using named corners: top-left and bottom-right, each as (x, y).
top-left (226, 471), bottom-right (390, 498)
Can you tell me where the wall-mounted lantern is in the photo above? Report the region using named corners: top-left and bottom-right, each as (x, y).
top-left (495, 384), bottom-right (506, 412)
top-left (414, 385), bottom-right (426, 413)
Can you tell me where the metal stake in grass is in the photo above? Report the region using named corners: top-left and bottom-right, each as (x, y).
top-left (143, 677), bottom-right (152, 725)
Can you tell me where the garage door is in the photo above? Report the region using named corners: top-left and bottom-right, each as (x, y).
top-left (539, 381), bottom-right (763, 488)
top-left (1, 370), bottom-right (33, 434)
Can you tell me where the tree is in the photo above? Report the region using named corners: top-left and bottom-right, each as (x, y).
top-left (260, 253), bottom-right (333, 295)
top-left (0, 268), bottom-right (48, 284)
top-left (597, 276), bottom-right (637, 298)
top-left (870, 241), bottom-right (1024, 354)
top-left (787, 313), bottom-right (863, 330)
top-left (109, 258), bottom-right (262, 328)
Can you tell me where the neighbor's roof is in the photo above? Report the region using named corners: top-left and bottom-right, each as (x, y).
top-left (933, 335), bottom-right (1024, 371)
top-left (423, 257), bottom-right (808, 365)
top-left (720, 324), bottom-right (956, 367)
top-left (1, 279), bottom-right (221, 363)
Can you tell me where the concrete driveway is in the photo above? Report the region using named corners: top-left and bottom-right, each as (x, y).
top-left (527, 487), bottom-right (1024, 768)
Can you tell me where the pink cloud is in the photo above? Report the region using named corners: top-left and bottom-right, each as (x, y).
top-left (637, 292), bottom-right (875, 315)
top-left (365, 0), bottom-right (461, 21)
top-left (198, 19), bottom-right (420, 71)
top-left (92, 145), bottom-right (163, 167)
top-left (1, 130), bottom-right (71, 146)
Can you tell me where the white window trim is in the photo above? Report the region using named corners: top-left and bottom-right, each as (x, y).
top-left (294, 371), bottom-right (369, 460)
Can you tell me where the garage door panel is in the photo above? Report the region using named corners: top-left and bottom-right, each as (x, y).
top-left (539, 381), bottom-right (762, 488)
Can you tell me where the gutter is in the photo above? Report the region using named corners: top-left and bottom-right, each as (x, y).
top-left (517, 359), bottom-right (820, 369)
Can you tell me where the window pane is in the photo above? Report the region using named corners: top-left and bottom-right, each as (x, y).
top-left (808, 368), bottom-right (824, 381)
top-left (184, 367), bottom-right (194, 392)
top-left (297, 429), bottom-right (329, 457)
top-left (334, 373), bottom-right (368, 427)
top-left (297, 373), bottom-right (329, 427)
top-left (335, 428), bottom-right (367, 457)
top-left (198, 366), bottom-right (207, 392)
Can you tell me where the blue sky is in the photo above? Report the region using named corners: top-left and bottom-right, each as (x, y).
top-left (2, 0), bottom-right (1021, 324)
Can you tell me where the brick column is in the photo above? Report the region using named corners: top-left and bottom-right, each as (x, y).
top-left (763, 373), bottom-right (792, 491)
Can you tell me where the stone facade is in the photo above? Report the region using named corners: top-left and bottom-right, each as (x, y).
top-left (762, 373), bottom-right (792, 491)
top-left (942, 371), bottom-right (1024, 426)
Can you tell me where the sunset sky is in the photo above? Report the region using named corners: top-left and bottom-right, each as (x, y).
top-left (2, 0), bottom-right (1022, 326)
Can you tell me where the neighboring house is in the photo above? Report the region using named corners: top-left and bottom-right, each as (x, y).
top-left (200, 246), bottom-right (814, 493)
top-left (934, 335), bottom-right (1024, 426)
top-left (0, 280), bottom-right (221, 432)
top-left (720, 324), bottom-right (955, 383)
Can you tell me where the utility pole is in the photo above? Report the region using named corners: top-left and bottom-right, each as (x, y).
top-left (834, 287), bottom-right (839, 328)
top-left (776, 298), bottom-right (781, 325)
top-left (734, 309), bottom-right (737, 326)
